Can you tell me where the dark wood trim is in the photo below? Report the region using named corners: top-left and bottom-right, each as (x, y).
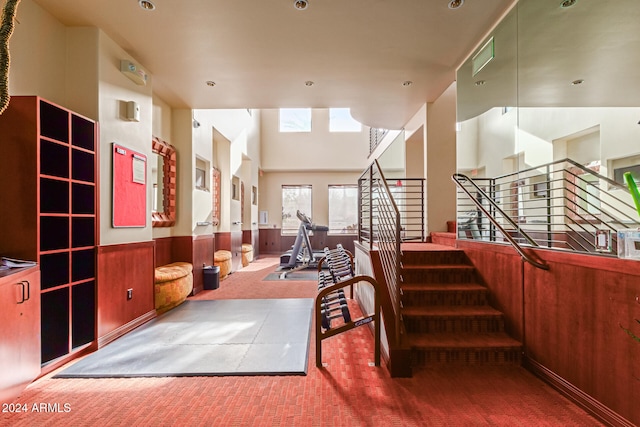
top-left (39, 342), bottom-right (95, 378)
top-left (215, 232), bottom-right (232, 252)
top-left (97, 310), bottom-right (156, 348)
top-left (99, 240), bottom-right (155, 253)
top-left (524, 357), bottom-right (636, 427)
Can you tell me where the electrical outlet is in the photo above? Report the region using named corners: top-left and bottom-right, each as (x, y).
top-left (127, 288), bottom-right (133, 300)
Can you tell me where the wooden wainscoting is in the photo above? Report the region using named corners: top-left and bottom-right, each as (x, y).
top-left (97, 241), bottom-right (155, 347)
top-left (154, 235), bottom-right (215, 295)
top-left (259, 228), bottom-right (357, 255)
top-left (456, 240), bottom-right (524, 341)
top-left (215, 232), bottom-right (231, 252)
top-left (457, 240), bottom-right (640, 427)
top-left (192, 235), bottom-right (215, 294)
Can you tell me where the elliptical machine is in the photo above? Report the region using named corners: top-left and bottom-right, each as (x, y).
top-left (279, 210), bottom-right (328, 278)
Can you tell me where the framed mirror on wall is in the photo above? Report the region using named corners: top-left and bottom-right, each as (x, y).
top-left (151, 136), bottom-right (176, 227)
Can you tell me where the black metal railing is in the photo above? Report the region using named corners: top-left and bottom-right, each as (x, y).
top-left (358, 160), bottom-right (402, 346)
top-left (454, 158), bottom-right (640, 256)
top-left (369, 128), bottom-right (389, 154)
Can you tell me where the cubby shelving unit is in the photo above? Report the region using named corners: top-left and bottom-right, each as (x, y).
top-left (0, 96), bottom-right (98, 366)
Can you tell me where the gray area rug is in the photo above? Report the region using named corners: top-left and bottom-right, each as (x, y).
top-left (55, 299), bottom-right (313, 378)
top-left (263, 270), bottom-right (319, 281)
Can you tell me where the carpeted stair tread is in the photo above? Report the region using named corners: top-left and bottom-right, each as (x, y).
top-left (401, 282), bottom-right (487, 292)
top-left (402, 305), bottom-right (503, 317)
top-left (407, 332), bottom-right (522, 349)
top-left (400, 243), bottom-right (463, 252)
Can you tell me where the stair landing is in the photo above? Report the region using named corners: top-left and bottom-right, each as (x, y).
top-left (400, 243), bottom-right (522, 366)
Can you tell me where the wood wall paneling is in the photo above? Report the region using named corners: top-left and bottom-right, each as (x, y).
top-left (154, 237), bottom-right (172, 268)
top-left (258, 228), bottom-right (356, 255)
top-left (231, 231), bottom-right (243, 272)
top-left (97, 242), bottom-right (155, 341)
top-left (215, 232), bottom-right (231, 252)
top-left (456, 240), bottom-right (524, 340)
top-left (523, 252), bottom-right (640, 426)
top-left (458, 240), bottom-right (640, 426)
top-left (258, 228), bottom-right (274, 253)
top-left (192, 235), bottom-right (214, 295)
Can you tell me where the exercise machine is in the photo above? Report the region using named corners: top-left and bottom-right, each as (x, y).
top-left (279, 210), bottom-right (328, 278)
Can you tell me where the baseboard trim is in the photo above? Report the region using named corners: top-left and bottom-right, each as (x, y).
top-left (98, 310), bottom-right (157, 348)
top-left (523, 357), bottom-right (635, 427)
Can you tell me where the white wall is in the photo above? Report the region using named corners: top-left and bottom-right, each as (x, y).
top-left (260, 109), bottom-right (370, 172)
top-left (191, 109), bottom-right (261, 234)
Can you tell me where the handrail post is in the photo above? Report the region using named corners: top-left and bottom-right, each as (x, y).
top-left (452, 173), bottom-right (549, 270)
top-left (395, 209), bottom-right (401, 347)
top-left (369, 165), bottom-right (373, 248)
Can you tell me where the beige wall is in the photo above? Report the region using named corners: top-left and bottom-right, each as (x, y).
top-left (459, 106), bottom-right (640, 178)
top-left (97, 31), bottom-right (154, 245)
top-left (186, 109), bottom-right (261, 234)
top-left (426, 83), bottom-right (457, 232)
top-left (258, 171), bottom-right (361, 229)
top-left (260, 108), bottom-right (370, 172)
top-left (10, 0), bottom-right (67, 106)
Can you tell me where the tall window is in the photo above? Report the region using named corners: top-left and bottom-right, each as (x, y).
top-left (328, 185), bottom-right (358, 234)
top-left (282, 185), bottom-right (312, 233)
top-left (279, 108), bottom-right (312, 132)
top-left (329, 108), bottom-right (361, 132)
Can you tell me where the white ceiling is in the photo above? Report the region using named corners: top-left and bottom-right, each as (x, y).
top-left (31, 0), bottom-right (514, 129)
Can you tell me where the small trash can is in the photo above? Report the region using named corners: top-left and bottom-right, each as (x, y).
top-left (203, 265), bottom-right (220, 290)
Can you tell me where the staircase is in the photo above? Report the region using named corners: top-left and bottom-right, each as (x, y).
top-left (400, 244), bottom-right (522, 366)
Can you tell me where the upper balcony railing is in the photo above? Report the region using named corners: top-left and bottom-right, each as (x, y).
top-left (369, 128), bottom-right (389, 154)
top-left (454, 158), bottom-right (640, 256)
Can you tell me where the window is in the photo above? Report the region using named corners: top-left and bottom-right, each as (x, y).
top-left (328, 185), bottom-right (358, 234)
top-left (611, 154), bottom-right (640, 187)
top-left (195, 168), bottom-right (206, 190)
top-left (329, 108), bottom-right (362, 132)
top-left (279, 108), bottom-right (311, 132)
top-left (195, 157), bottom-right (209, 190)
top-left (282, 185), bottom-right (312, 234)
top-left (232, 175), bottom-right (240, 201)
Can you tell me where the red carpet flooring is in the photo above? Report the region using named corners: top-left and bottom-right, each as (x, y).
top-left (1, 256), bottom-right (603, 426)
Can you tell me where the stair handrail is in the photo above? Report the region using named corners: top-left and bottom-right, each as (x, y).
top-left (372, 159), bottom-right (402, 346)
top-left (452, 173), bottom-right (549, 270)
top-left (491, 157), bottom-right (626, 189)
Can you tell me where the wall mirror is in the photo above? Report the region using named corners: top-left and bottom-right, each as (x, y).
top-left (151, 136), bottom-right (176, 227)
top-left (456, 0), bottom-right (640, 243)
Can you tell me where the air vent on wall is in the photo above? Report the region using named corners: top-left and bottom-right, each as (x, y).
top-left (472, 37), bottom-right (494, 77)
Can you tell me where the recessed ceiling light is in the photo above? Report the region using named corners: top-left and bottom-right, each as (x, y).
top-left (571, 79), bottom-right (584, 85)
top-left (138, 0), bottom-right (156, 11)
top-left (304, 81), bottom-right (314, 86)
top-left (474, 80), bottom-right (486, 86)
top-left (294, 0), bottom-right (308, 10)
top-left (560, 0), bottom-right (577, 8)
top-left (402, 81), bottom-right (413, 87)
top-left (206, 81), bottom-right (216, 87)
top-left (448, 0), bottom-right (464, 10)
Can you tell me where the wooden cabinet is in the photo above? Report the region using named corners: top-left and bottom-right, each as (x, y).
top-left (259, 228), bottom-right (281, 254)
top-left (0, 97), bottom-right (97, 366)
top-left (0, 267), bottom-right (41, 404)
